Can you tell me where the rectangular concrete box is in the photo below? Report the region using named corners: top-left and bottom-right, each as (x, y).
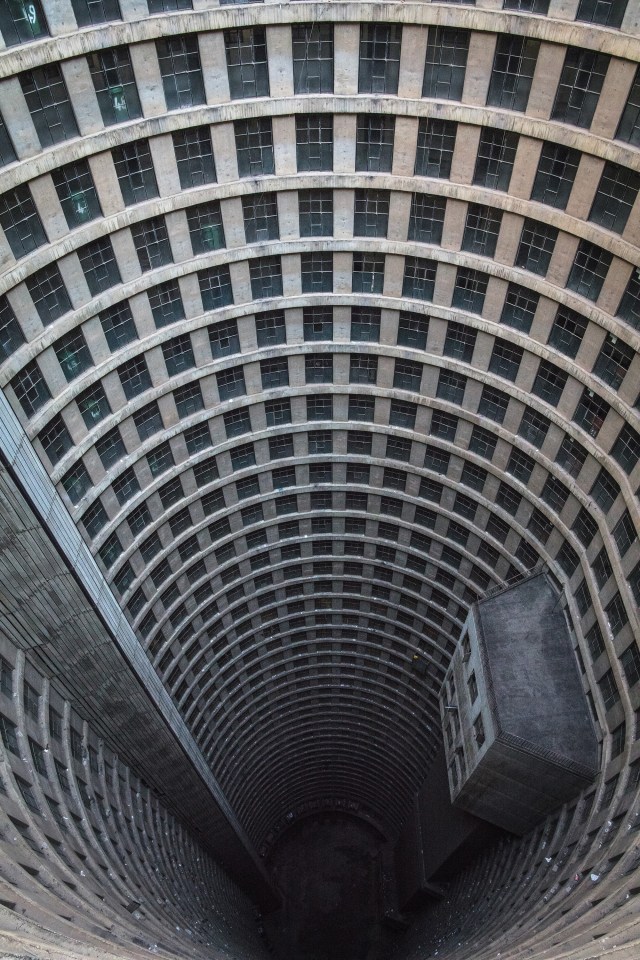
top-left (440, 572), bottom-right (598, 835)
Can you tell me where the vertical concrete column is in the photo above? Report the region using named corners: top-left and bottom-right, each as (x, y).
top-left (450, 126), bottom-right (481, 186)
top-left (546, 233), bottom-right (578, 289)
top-left (58, 252), bottom-right (91, 308)
top-left (388, 193), bottom-right (411, 243)
top-left (150, 135), bottom-right (181, 197)
top-left (112, 229), bottom-right (142, 285)
top-left (622, 2), bottom-right (640, 34)
top-left (334, 190), bottom-right (354, 240)
top-left (267, 27), bottom-right (294, 97)
top-left (200, 32), bottom-right (231, 104)
top-left (494, 213), bottom-right (522, 267)
top-left (510, 138), bottom-right (542, 201)
top-left (180, 273), bottom-right (203, 320)
top-left (220, 197), bottom-right (245, 249)
top-left (7, 285), bottom-right (39, 341)
top-left (383, 255), bottom-right (404, 300)
top-left (282, 254), bottom-right (301, 297)
top-left (334, 115), bottom-right (357, 173)
top-left (548, 0), bottom-right (580, 19)
top-left (565, 155), bottom-right (603, 221)
top-left (165, 210), bottom-right (192, 264)
top-left (0, 78), bottom-right (40, 158)
top-left (88, 153), bottom-right (125, 218)
top-left (527, 43), bottom-right (566, 120)
top-left (230, 261), bottom-right (252, 304)
top-left (43, 0), bottom-right (78, 34)
top-left (462, 33), bottom-right (496, 106)
top-left (30, 176), bottom-right (67, 242)
top-left (398, 26), bottom-right (428, 99)
top-left (441, 200), bottom-right (466, 253)
top-left (335, 25), bottom-right (360, 96)
top-left (277, 192), bottom-right (299, 240)
top-left (599, 259), bottom-right (634, 317)
top-left (333, 253), bottom-right (352, 294)
top-left (434, 263), bottom-right (456, 309)
top-left (393, 118), bottom-right (419, 178)
top-left (62, 59), bottom-right (103, 135)
top-left (131, 43), bottom-right (167, 118)
top-left (120, 0), bottom-right (148, 18)
top-left (591, 60), bottom-right (638, 140)
top-left (274, 117), bottom-right (297, 175)
top-left (212, 123), bottom-right (239, 183)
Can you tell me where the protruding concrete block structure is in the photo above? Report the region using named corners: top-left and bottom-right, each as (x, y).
top-left (440, 573), bottom-right (598, 835)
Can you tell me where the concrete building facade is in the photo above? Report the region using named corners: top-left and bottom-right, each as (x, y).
top-left (0, 0), bottom-right (638, 957)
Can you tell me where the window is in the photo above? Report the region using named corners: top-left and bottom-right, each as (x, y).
top-left (235, 118), bottom-right (274, 177)
top-left (299, 189), bottom-right (333, 237)
top-left (250, 256), bottom-right (282, 299)
top-left (306, 354), bottom-right (333, 384)
top-left (473, 127), bottom-right (518, 191)
top-left (555, 434), bottom-right (587, 478)
top-left (500, 282), bottom-right (539, 334)
top-left (55, 330), bottom-right (93, 382)
top-left (0, 113), bottom-right (16, 167)
top-left (423, 27), bottom-right (469, 100)
top-left (26, 264), bottom-right (71, 326)
top-left (541, 475), bottom-right (570, 512)
top-left (606, 594), bottom-right (629, 635)
top-left (147, 441), bottom-right (174, 477)
top-left (462, 204), bottom-right (502, 257)
top-left (617, 66), bottom-right (640, 147)
top-left (547, 306), bottom-right (588, 358)
top-left (479, 385), bottom-right (509, 424)
top-left (390, 400), bottom-right (416, 428)
top-left (52, 160), bottom-right (101, 228)
top-left (613, 509), bottom-right (635, 557)
top-left (242, 194), bottom-right (278, 243)
top-left (39, 416), bottom-right (73, 465)
top-left (148, 0), bottom-right (192, 10)
top-left (414, 119), bottom-right (456, 179)
top-left (408, 194), bottom-right (446, 245)
top-left (225, 27), bottom-right (269, 99)
top-left (71, 0), bottom-right (122, 25)
top-left (515, 219), bottom-right (558, 276)
top-left (307, 396), bottom-right (332, 421)
top-left (88, 46), bottom-right (141, 125)
top-left (217, 365), bottom-right (246, 400)
top-left (591, 547), bottom-right (613, 590)
top-left (198, 266), bottom-right (233, 313)
top-left (256, 310), bottom-right (286, 347)
top-left (590, 161), bottom-right (640, 235)
top-left (354, 190), bottom-right (389, 238)
top-left (617, 268), bottom-right (640, 330)
top-left (174, 382), bottom-right (202, 419)
top-left (452, 268), bottom-right (488, 315)
top-left (132, 216), bottom-right (173, 271)
top-left (20, 65), bottom-right (77, 146)
top-left (113, 140), bottom-right (158, 206)
top-left (397, 312), bottom-right (428, 350)
top-left (301, 252), bottom-right (332, 294)
top-left (518, 407), bottom-right (550, 448)
top-left (437, 370), bottom-right (466, 405)
top-left (461, 461), bottom-right (487, 491)
top-left (348, 396), bottom-right (375, 422)
top-left (261, 357), bottom-right (288, 388)
top-left (552, 48), bottom-right (610, 128)
top-left (355, 115), bottom-right (394, 172)
top-left (531, 141), bottom-right (580, 210)
top-left (100, 302), bottom-right (136, 353)
top-left (173, 126), bottom-right (216, 188)
top-left (611, 422), bottom-right (640, 475)
top-left (358, 24), bottom-right (401, 95)
top-left (112, 467), bottom-right (140, 506)
top-left (163, 334), bottom-right (194, 376)
top-left (576, 0), bottom-right (628, 28)
top-left (118, 355), bottom-right (152, 399)
top-left (292, 23), bottom-right (333, 94)
top-left (82, 499), bottom-right (109, 537)
top-left (590, 466), bottom-right (619, 512)
top-left (224, 408), bottom-right (251, 439)
top-left (351, 307), bottom-right (380, 342)
top-left (148, 280), bottom-right (184, 329)
top-left (187, 200), bottom-right (225, 256)
top-left (620, 644), bottom-right (640, 687)
top-left (556, 539), bottom-right (579, 576)
top-left (567, 240), bottom-right (611, 301)
top-left (209, 319), bottom-right (240, 358)
top-left (77, 382), bottom-right (111, 428)
top-left (349, 354), bottom-right (377, 385)
top-left (572, 507), bottom-right (598, 548)
top-left (532, 360), bottom-right (568, 406)
top-left (469, 425), bottom-right (498, 460)
top-left (98, 531), bottom-right (122, 567)
top-left (0, 184), bottom-right (46, 259)
top-left (265, 398), bottom-right (291, 427)
top-left (487, 36), bottom-right (539, 112)
top-left (443, 321), bottom-right (476, 363)
top-left (296, 115), bottom-right (333, 171)
top-left (157, 35), bottom-right (205, 109)
top-left (184, 423), bottom-right (211, 454)
top-left (592, 333), bottom-right (633, 390)
top-left (489, 338), bottom-right (523, 381)
top-left (403, 257), bottom-right (437, 301)
top-left (394, 359), bottom-right (423, 391)
top-left (78, 237), bottom-right (121, 295)
top-left (0, 0), bottom-right (48, 45)
top-left (352, 253), bottom-right (385, 294)
top-left (269, 435), bottom-right (294, 460)
top-left (62, 462), bottom-right (92, 504)
top-left (11, 360), bottom-right (50, 417)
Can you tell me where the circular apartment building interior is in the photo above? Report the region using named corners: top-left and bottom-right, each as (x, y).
top-left (0, 1), bottom-right (638, 959)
